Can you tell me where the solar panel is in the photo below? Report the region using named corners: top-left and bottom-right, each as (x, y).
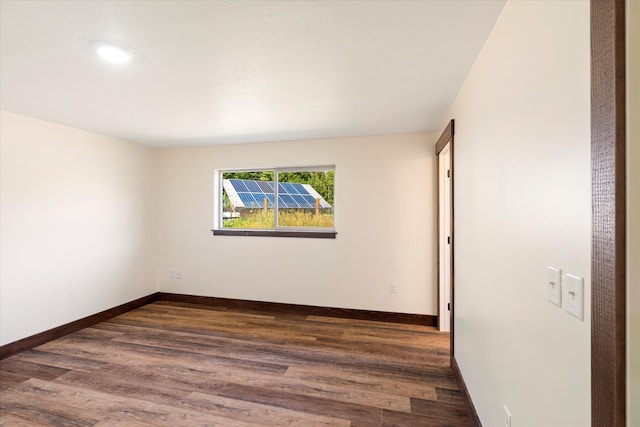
top-left (293, 183), bottom-right (309, 195)
top-left (257, 181), bottom-right (273, 193)
top-left (251, 193), bottom-right (265, 205)
top-left (281, 182), bottom-right (298, 194)
top-left (222, 179), bottom-right (331, 210)
top-left (230, 179), bottom-right (248, 192)
top-left (302, 195), bottom-right (316, 206)
top-left (238, 192), bottom-right (260, 208)
top-left (278, 194), bottom-right (296, 208)
top-left (291, 194), bottom-right (311, 208)
top-left (244, 180), bottom-right (261, 192)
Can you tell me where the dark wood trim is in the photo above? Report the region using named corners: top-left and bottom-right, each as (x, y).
top-left (157, 293), bottom-right (437, 326)
top-left (435, 119), bottom-right (455, 359)
top-left (451, 356), bottom-right (482, 427)
top-left (435, 119), bottom-right (455, 155)
top-left (591, 0), bottom-right (626, 425)
top-left (0, 293), bottom-right (159, 360)
top-left (213, 229), bottom-right (337, 239)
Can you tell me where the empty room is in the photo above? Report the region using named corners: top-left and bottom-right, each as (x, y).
top-left (0, 0), bottom-right (637, 426)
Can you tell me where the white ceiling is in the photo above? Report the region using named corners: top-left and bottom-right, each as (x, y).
top-left (0, 0), bottom-right (506, 147)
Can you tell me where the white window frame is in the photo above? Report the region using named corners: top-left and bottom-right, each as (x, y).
top-left (213, 165), bottom-right (336, 238)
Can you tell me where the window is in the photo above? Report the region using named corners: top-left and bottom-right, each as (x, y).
top-left (213, 166), bottom-right (335, 238)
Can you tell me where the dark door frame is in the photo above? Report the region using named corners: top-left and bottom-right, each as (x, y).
top-left (435, 120), bottom-right (454, 355)
top-left (591, 0), bottom-right (626, 425)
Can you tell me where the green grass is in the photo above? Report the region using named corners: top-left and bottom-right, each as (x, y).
top-left (223, 210), bottom-right (333, 229)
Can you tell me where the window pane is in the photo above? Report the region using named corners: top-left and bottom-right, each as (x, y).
top-left (277, 170), bottom-right (334, 228)
top-left (222, 171), bottom-right (274, 229)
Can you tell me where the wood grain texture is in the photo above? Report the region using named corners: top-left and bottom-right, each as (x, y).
top-left (157, 293), bottom-right (437, 327)
top-left (0, 293), bottom-right (437, 364)
top-left (591, 0), bottom-right (626, 426)
top-left (0, 301), bottom-right (470, 426)
top-left (435, 120), bottom-right (454, 155)
top-left (0, 293), bottom-right (158, 361)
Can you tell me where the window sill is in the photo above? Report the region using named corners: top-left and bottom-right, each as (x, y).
top-left (212, 229), bottom-right (337, 239)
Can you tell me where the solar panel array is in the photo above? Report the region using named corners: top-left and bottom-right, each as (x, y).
top-left (223, 179), bottom-right (331, 210)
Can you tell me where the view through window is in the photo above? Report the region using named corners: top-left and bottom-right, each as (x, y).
top-left (219, 167), bottom-right (334, 232)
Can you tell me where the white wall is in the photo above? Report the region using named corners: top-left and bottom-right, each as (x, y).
top-left (444, 1), bottom-right (591, 426)
top-left (627, 0), bottom-right (639, 425)
top-left (0, 111), bottom-right (157, 345)
top-left (155, 133), bottom-right (437, 315)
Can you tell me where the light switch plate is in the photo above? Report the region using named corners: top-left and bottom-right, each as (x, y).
top-left (503, 405), bottom-right (512, 427)
top-left (565, 273), bottom-right (584, 320)
top-left (547, 266), bottom-right (562, 307)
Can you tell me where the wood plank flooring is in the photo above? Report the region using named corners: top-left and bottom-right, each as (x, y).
top-left (0, 301), bottom-right (470, 426)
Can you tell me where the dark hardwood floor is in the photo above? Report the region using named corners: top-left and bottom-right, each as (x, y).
top-left (0, 301), bottom-right (470, 426)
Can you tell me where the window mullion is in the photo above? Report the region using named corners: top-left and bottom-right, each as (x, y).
top-left (274, 170), bottom-right (279, 229)
top-left (219, 171), bottom-right (224, 229)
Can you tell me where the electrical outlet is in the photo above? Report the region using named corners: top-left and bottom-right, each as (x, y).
top-left (390, 283), bottom-right (398, 294)
top-left (175, 270), bottom-right (182, 279)
top-left (169, 270), bottom-right (175, 279)
top-left (503, 405), bottom-right (511, 427)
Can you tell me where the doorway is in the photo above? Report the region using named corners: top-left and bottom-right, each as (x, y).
top-left (436, 120), bottom-right (454, 337)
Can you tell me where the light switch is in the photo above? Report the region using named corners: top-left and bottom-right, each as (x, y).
top-left (565, 273), bottom-right (584, 321)
top-left (547, 266), bottom-right (562, 307)
top-left (503, 405), bottom-right (512, 427)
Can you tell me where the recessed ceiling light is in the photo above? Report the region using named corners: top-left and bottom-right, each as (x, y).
top-left (93, 42), bottom-right (135, 64)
